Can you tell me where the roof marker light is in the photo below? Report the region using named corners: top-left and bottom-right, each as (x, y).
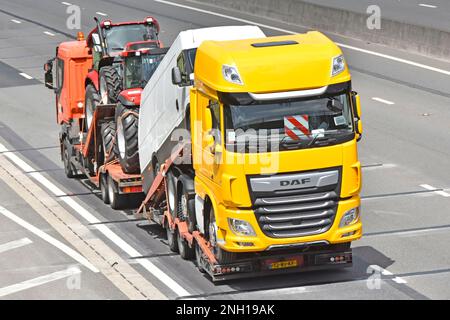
top-left (222, 65), bottom-right (243, 85)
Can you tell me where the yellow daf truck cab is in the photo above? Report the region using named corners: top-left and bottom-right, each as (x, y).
top-left (190, 31), bottom-right (362, 267)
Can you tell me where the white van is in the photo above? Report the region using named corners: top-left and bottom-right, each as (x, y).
top-left (138, 26), bottom-right (266, 191)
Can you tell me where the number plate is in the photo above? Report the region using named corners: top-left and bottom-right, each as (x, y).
top-left (265, 256), bottom-right (303, 270)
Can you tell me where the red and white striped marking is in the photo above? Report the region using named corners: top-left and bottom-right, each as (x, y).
top-left (284, 115), bottom-right (310, 141)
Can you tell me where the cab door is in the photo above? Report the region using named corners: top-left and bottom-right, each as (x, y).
top-left (196, 93), bottom-right (224, 185)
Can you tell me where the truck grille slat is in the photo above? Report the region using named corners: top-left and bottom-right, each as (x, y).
top-left (249, 169), bottom-right (341, 239)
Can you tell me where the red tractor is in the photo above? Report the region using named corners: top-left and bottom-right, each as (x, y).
top-left (44, 17), bottom-right (167, 208)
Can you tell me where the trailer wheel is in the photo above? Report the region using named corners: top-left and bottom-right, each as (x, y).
top-left (99, 66), bottom-right (122, 104)
top-left (177, 228), bottom-right (195, 260)
top-left (107, 175), bottom-right (127, 210)
top-left (195, 240), bottom-right (206, 273)
top-left (176, 182), bottom-right (196, 233)
top-left (166, 171), bottom-right (177, 217)
top-left (85, 84), bottom-right (100, 131)
top-left (101, 121), bottom-right (118, 163)
top-left (166, 223), bottom-right (179, 253)
top-left (62, 141), bottom-right (76, 178)
top-left (209, 207), bottom-right (236, 264)
top-left (115, 103), bottom-right (140, 174)
top-left (100, 173), bottom-right (110, 204)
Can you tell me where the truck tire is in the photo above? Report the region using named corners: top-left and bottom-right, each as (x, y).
top-left (176, 182), bottom-right (196, 234)
top-left (107, 175), bottom-right (127, 210)
top-left (85, 84), bottom-right (100, 131)
top-left (62, 141), bottom-right (76, 178)
top-left (115, 103), bottom-right (140, 174)
top-left (100, 173), bottom-right (110, 204)
top-left (195, 241), bottom-right (206, 273)
top-left (209, 206), bottom-right (236, 264)
top-left (166, 222), bottom-right (179, 253)
top-left (101, 121), bottom-right (118, 163)
top-left (99, 66), bottom-right (122, 105)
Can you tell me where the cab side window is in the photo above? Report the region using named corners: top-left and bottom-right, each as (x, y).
top-left (177, 53), bottom-right (186, 84)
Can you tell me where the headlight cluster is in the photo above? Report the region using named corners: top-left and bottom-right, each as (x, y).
top-left (339, 207), bottom-right (360, 228)
top-left (228, 218), bottom-right (256, 236)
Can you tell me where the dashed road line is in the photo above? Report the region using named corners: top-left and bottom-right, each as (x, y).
top-left (0, 267), bottom-right (81, 298)
top-left (96, 11), bottom-right (108, 16)
top-left (43, 31), bottom-right (56, 37)
top-left (0, 238), bottom-right (32, 254)
top-left (420, 184), bottom-right (450, 197)
top-left (19, 73), bottom-right (33, 80)
top-left (369, 265), bottom-right (408, 284)
top-left (0, 205), bottom-right (99, 273)
top-left (10, 19), bottom-right (21, 24)
top-left (418, 4), bottom-right (437, 9)
top-left (372, 97), bottom-right (395, 105)
top-left (153, 0), bottom-right (450, 76)
top-left (61, 1), bottom-right (72, 5)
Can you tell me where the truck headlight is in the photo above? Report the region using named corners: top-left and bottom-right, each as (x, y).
top-left (228, 218), bottom-right (256, 236)
top-left (222, 65), bottom-right (243, 85)
top-left (339, 207), bottom-right (360, 228)
top-left (332, 55), bottom-right (346, 76)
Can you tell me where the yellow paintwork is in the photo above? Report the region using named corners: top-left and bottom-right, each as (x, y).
top-left (194, 31), bottom-right (350, 94)
top-left (190, 31), bottom-right (362, 252)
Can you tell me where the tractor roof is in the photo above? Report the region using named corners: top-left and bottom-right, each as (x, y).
top-left (194, 31), bottom-right (351, 94)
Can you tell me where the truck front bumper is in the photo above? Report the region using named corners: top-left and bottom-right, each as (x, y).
top-left (216, 196), bottom-right (362, 252)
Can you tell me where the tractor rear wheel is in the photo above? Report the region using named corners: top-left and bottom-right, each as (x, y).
top-left (115, 103), bottom-right (140, 174)
top-left (101, 121), bottom-right (118, 163)
top-left (99, 66), bottom-right (122, 105)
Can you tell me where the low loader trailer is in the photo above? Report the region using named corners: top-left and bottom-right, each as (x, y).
top-left (136, 31), bottom-right (364, 281)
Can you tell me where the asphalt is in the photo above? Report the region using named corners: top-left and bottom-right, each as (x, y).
top-left (0, 0), bottom-right (449, 300)
top-left (302, 0), bottom-right (450, 32)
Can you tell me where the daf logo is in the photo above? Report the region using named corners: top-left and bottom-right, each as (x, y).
top-left (280, 178), bottom-right (312, 187)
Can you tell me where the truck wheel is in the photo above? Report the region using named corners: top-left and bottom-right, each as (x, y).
top-left (62, 141), bottom-right (76, 178)
top-left (209, 207), bottom-right (236, 264)
top-left (101, 121), bottom-right (118, 163)
top-left (107, 175), bottom-right (126, 210)
top-left (85, 84), bottom-right (100, 131)
top-left (99, 66), bottom-right (122, 104)
top-left (166, 171), bottom-right (177, 217)
top-left (177, 227), bottom-right (195, 260)
top-left (100, 174), bottom-right (110, 204)
top-left (115, 103), bottom-right (140, 174)
top-left (166, 222), bottom-right (179, 253)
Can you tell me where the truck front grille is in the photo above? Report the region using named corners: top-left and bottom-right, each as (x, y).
top-left (248, 168), bottom-right (341, 239)
top-left (254, 191), bottom-right (338, 238)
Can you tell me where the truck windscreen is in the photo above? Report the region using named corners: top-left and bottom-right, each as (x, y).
top-left (223, 93), bottom-right (355, 152)
top-left (105, 25), bottom-right (156, 52)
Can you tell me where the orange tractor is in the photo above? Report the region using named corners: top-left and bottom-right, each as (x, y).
top-left (44, 17), bottom-right (167, 208)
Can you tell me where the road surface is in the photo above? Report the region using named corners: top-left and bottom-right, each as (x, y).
top-left (0, 0), bottom-right (449, 299)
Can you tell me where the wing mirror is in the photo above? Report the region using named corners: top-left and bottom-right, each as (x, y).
top-left (171, 66), bottom-right (182, 85)
top-left (44, 59), bottom-right (54, 90)
top-left (352, 91), bottom-right (363, 141)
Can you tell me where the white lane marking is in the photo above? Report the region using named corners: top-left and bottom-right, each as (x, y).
top-left (418, 4), bottom-right (437, 9)
top-left (362, 163), bottom-right (397, 171)
top-left (43, 31), bottom-right (56, 37)
top-left (0, 142), bottom-right (190, 297)
top-left (0, 238), bottom-right (33, 254)
top-left (420, 184), bottom-right (450, 197)
top-left (372, 97), bottom-right (395, 105)
top-left (0, 267), bottom-right (81, 298)
top-left (0, 205), bottom-right (99, 273)
top-left (96, 12), bottom-right (108, 16)
top-left (154, 0), bottom-right (450, 76)
top-left (393, 277), bottom-right (408, 284)
top-left (19, 73), bottom-right (33, 80)
top-left (61, 1), bottom-right (72, 5)
top-left (11, 19), bottom-right (21, 24)
top-left (369, 265), bottom-right (408, 284)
